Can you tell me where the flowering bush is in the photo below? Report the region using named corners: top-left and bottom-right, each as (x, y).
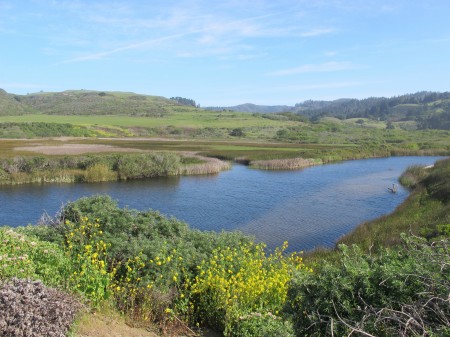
top-left (187, 242), bottom-right (308, 336)
top-left (63, 217), bottom-right (112, 307)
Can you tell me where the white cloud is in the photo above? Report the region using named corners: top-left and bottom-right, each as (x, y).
top-left (266, 62), bottom-right (358, 76)
top-left (300, 28), bottom-right (334, 37)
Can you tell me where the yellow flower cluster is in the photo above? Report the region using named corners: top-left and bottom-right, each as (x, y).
top-left (65, 218), bottom-right (112, 306)
top-left (189, 241), bottom-right (307, 333)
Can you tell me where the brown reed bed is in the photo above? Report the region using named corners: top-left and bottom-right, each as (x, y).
top-left (181, 154), bottom-right (230, 175)
top-left (249, 157), bottom-right (322, 170)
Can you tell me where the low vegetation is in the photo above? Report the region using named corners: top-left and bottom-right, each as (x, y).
top-left (0, 278), bottom-right (82, 337)
top-left (249, 157), bottom-right (322, 170)
top-left (0, 152), bottom-right (229, 185)
top-left (288, 235), bottom-right (450, 336)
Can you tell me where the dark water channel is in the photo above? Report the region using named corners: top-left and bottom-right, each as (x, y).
top-left (0, 156), bottom-right (442, 252)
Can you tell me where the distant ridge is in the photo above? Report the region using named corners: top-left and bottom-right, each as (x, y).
top-left (0, 89), bottom-right (448, 130)
top-left (291, 92), bottom-right (450, 128)
top-left (1, 89), bottom-right (196, 117)
top-left (204, 103), bottom-right (293, 113)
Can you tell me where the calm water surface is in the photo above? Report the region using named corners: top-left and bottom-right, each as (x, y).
top-left (0, 156), bottom-right (442, 252)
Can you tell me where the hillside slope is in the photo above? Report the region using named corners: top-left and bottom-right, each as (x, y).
top-left (0, 89), bottom-right (37, 116)
top-left (293, 91), bottom-right (450, 129)
top-left (10, 90), bottom-right (198, 117)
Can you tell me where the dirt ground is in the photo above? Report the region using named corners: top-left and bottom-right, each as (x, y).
top-left (74, 312), bottom-right (223, 337)
top-left (74, 312), bottom-right (159, 337)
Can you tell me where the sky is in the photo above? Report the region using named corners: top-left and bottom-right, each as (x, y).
top-left (0, 0), bottom-right (450, 106)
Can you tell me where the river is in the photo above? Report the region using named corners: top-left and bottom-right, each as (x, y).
top-left (0, 156), bottom-right (442, 251)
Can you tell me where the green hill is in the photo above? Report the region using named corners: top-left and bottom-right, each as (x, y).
top-left (10, 90), bottom-right (198, 117)
top-left (0, 89), bottom-right (37, 116)
top-left (292, 91), bottom-right (450, 129)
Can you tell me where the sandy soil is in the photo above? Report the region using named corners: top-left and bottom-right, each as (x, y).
top-left (14, 144), bottom-right (142, 155)
top-left (75, 313), bottom-right (159, 337)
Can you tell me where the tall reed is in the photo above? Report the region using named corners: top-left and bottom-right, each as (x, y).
top-left (249, 157), bottom-right (322, 170)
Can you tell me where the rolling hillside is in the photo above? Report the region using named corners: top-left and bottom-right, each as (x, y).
top-left (0, 89), bottom-right (37, 116)
top-left (292, 91), bottom-right (450, 129)
top-left (8, 90), bottom-right (198, 117)
top-left (1, 89), bottom-right (449, 130)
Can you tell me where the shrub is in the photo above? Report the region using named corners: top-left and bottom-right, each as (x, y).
top-left (286, 235), bottom-right (450, 336)
top-left (231, 312), bottom-right (294, 337)
top-left (0, 278), bottom-right (82, 337)
top-left (188, 242), bottom-right (306, 336)
top-left (0, 228), bottom-right (70, 287)
top-left (83, 163), bottom-right (117, 182)
top-left (63, 218), bottom-right (112, 307)
top-left (423, 158), bottom-right (450, 202)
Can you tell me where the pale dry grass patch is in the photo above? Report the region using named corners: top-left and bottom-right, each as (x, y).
top-left (249, 157), bottom-right (322, 170)
top-left (181, 154), bottom-right (230, 175)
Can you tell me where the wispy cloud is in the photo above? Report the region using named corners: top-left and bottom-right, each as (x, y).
top-left (266, 61), bottom-right (358, 76)
top-left (299, 28), bottom-right (334, 37)
top-left (60, 31), bottom-right (194, 64)
top-left (60, 12), bottom-right (281, 63)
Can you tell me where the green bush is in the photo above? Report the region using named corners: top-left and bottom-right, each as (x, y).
top-left (231, 312), bottom-right (294, 337)
top-left (423, 158), bottom-right (450, 202)
top-left (83, 163), bottom-right (117, 182)
top-left (0, 228), bottom-right (70, 287)
top-left (286, 235), bottom-right (450, 337)
top-left (26, 195), bottom-right (257, 331)
top-left (115, 153), bottom-right (181, 180)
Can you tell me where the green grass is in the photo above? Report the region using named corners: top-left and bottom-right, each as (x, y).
top-left (0, 112), bottom-right (292, 129)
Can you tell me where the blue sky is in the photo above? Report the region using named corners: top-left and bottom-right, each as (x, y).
top-left (1, 0), bottom-right (449, 106)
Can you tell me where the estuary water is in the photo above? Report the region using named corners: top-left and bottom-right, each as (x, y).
top-left (0, 156), bottom-right (442, 252)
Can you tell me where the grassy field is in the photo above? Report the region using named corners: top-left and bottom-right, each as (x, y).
top-left (0, 112), bottom-right (292, 128)
top-left (1, 108), bottom-right (449, 170)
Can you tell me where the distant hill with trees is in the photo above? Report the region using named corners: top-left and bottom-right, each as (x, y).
top-left (204, 103), bottom-right (293, 113)
top-left (0, 89), bottom-right (36, 116)
top-left (170, 97), bottom-right (197, 107)
top-left (292, 91), bottom-right (450, 130)
top-left (1, 90), bottom-right (200, 117)
top-left (0, 89), bottom-right (449, 130)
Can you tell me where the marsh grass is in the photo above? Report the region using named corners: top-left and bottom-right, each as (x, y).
top-left (249, 157), bottom-right (322, 170)
top-left (399, 165), bottom-right (428, 188)
top-left (0, 152), bottom-right (230, 185)
top-left (181, 155), bottom-right (230, 175)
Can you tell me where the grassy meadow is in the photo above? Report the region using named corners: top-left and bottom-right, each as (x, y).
top-left (0, 111), bottom-right (291, 129)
